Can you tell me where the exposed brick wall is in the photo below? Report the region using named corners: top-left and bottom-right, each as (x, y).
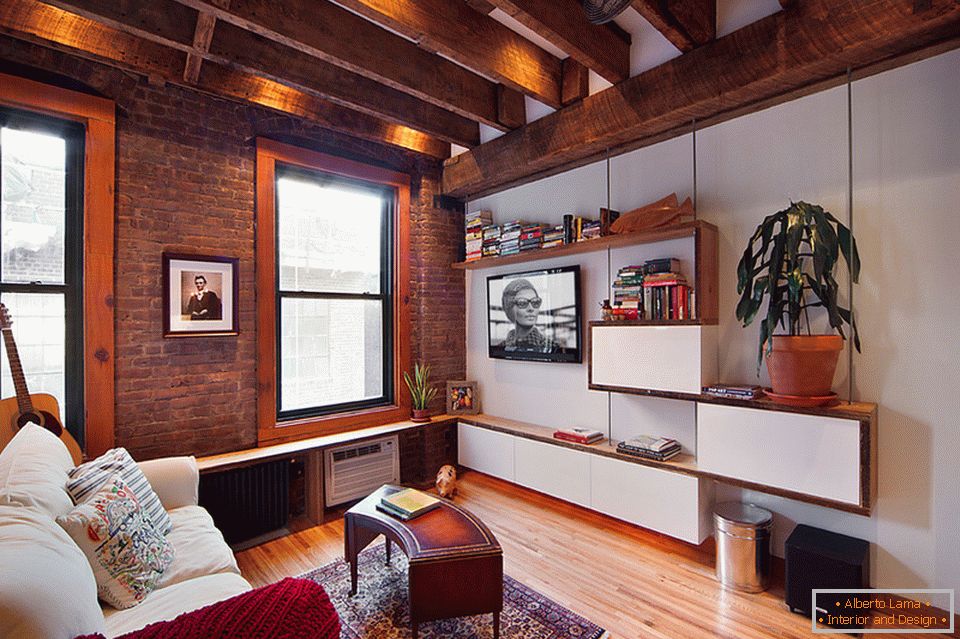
top-left (0, 37), bottom-right (465, 460)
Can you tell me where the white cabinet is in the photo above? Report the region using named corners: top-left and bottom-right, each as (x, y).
top-left (697, 403), bottom-right (862, 505)
top-left (458, 423), bottom-right (515, 482)
top-left (514, 437), bottom-right (591, 507)
top-left (590, 324), bottom-right (718, 394)
top-left (590, 454), bottom-right (712, 544)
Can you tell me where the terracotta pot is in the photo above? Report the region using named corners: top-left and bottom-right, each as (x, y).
top-left (411, 409), bottom-right (432, 423)
top-left (765, 335), bottom-right (843, 397)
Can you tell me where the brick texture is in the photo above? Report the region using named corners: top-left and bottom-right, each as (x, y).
top-left (0, 37), bottom-right (466, 460)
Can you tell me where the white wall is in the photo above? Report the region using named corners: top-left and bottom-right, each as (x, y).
top-left (466, 49), bottom-right (960, 592)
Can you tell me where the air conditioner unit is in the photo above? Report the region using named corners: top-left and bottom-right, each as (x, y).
top-left (324, 435), bottom-right (399, 506)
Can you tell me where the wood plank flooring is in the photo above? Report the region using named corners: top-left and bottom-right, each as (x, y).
top-left (236, 471), bottom-right (954, 638)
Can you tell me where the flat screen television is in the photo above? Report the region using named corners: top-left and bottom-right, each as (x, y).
top-left (487, 265), bottom-right (582, 363)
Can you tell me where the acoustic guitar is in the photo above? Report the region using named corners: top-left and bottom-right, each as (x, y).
top-left (0, 303), bottom-right (83, 464)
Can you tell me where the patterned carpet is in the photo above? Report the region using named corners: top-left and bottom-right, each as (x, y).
top-left (299, 545), bottom-right (607, 638)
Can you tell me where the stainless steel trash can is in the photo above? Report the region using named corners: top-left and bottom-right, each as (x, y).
top-left (714, 502), bottom-right (773, 593)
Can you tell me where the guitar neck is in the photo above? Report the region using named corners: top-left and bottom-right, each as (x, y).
top-left (1, 328), bottom-right (35, 415)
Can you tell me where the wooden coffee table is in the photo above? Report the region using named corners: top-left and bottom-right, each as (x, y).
top-left (345, 485), bottom-right (503, 639)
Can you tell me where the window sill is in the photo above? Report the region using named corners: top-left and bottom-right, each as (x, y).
top-left (257, 403), bottom-right (410, 445)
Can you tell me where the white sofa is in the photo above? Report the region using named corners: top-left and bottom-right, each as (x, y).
top-left (0, 424), bottom-right (252, 639)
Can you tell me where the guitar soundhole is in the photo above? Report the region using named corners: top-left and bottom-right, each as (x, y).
top-left (16, 412), bottom-right (63, 437)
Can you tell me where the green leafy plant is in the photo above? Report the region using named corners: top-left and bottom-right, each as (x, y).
top-left (403, 361), bottom-right (438, 411)
top-left (736, 201), bottom-right (861, 370)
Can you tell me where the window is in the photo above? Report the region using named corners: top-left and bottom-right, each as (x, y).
top-left (256, 139), bottom-right (411, 443)
top-left (0, 71), bottom-right (116, 457)
top-left (276, 166), bottom-right (393, 419)
top-left (0, 108), bottom-right (84, 438)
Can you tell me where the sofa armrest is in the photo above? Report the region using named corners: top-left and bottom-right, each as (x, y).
top-left (138, 456), bottom-right (199, 509)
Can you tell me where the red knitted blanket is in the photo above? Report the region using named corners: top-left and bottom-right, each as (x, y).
top-left (78, 577), bottom-right (340, 639)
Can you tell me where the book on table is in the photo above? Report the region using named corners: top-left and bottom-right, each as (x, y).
top-left (553, 427), bottom-right (605, 444)
top-left (378, 488), bottom-right (441, 520)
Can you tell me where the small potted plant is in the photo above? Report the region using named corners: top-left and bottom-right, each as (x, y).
top-left (404, 361), bottom-right (438, 423)
top-left (736, 201), bottom-right (861, 405)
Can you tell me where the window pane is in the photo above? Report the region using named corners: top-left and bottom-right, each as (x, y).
top-left (280, 297), bottom-right (383, 412)
top-left (277, 175), bottom-right (383, 294)
top-left (1, 127), bottom-right (66, 285)
top-left (0, 292), bottom-right (66, 422)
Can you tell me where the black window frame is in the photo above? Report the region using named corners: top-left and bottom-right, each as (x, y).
top-left (274, 163), bottom-right (395, 422)
top-left (0, 106), bottom-right (85, 447)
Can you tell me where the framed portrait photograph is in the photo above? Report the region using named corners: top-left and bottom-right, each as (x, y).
top-left (163, 253), bottom-right (239, 337)
top-left (446, 380), bottom-right (480, 415)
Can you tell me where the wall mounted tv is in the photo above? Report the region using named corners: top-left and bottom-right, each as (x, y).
top-left (487, 265), bottom-right (582, 363)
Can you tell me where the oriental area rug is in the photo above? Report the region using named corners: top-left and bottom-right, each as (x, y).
top-left (299, 545), bottom-right (607, 639)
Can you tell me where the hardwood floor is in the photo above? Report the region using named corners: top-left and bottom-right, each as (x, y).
top-left (236, 471), bottom-right (954, 638)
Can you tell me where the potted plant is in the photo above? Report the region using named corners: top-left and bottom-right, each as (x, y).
top-left (736, 201), bottom-right (861, 405)
top-left (404, 361), bottom-right (438, 423)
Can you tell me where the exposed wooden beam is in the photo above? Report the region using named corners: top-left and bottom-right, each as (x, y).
top-left (443, 0), bottom-right (960, 197)
top-left (183, 11), bottom-right (216, 84)
top-left (464, 0), bottom-right (496, 13)
top-left (561, 57), bottom-right (589, 106)
top-left (38, 0), bottom-right (479, 146)
top-left (496, 84), bottom-right (525, 129)
top-left (173, 0), bottom-right (519, 132)
top-left (632, 0), bottom-right (715, 52)
top-left (486, 0), bottom-right (630, 83)
top-left (0, 0), bottom-right (449, 158)
top-left (333, 0), bottom-right (564, 108)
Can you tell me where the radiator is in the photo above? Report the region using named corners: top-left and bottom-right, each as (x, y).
top-left (324, 435), bottom-right (399, 506)
top-left (199, 459), bottom-right (290, 546)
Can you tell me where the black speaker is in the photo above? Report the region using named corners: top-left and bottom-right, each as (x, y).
top-left (785, 524), bottom-right (869, 630)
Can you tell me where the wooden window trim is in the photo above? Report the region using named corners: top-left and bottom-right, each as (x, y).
top-left (255, 138), bottom-right (411, 445)
top-left (0, 72), bottom-right (116, 457)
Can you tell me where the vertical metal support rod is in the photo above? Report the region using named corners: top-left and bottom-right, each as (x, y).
top-left (605, 149), bottom-right (613, 441)
top-left (846, 67), bottom-right (855, 404)
top-left (692, 118), bottom-right (698, 218)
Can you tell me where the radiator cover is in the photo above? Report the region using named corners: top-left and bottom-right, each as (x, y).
top-left (199, 459), bottom-right (290, 545)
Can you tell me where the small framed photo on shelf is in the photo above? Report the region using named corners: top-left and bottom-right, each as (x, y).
top-left (163, 253), bottom-right (239, 337)
top-left (446, 380), bottom-right (480, 415)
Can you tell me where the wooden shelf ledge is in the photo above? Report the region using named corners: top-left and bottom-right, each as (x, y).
top-left (452, 220), bottom-right (717, 270)
top-left (457, 413), bottom-right (874, 516)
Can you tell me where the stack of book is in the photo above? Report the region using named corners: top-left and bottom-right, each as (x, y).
top-left (612, 264), bottom-right (644, 320)
top-left (520, 223), bottom-right (547, 251)
top-left (542, 224), bottom-right (565, 249)
top-left (553, 427), bottom-right (605, 444)
top-left (465, 210), bottom-right (492, 262)
top-left (376, 488), bottom-right (441, 521)
top-left (580, 219), bottom-right (602, 240)
top-left (617, 436), bottom-right (682, 461)
top-left (482, 224), bottom-right (501, 258)
top-left (702, 384), bottom-right (764, 400)
top-left (500, 221), bottom-right (524, 256)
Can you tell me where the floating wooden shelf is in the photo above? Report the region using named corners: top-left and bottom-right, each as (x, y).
top-left (589, 319), bottom-right (710, 327)
top-left (452, 220), bottom-right (716, 270)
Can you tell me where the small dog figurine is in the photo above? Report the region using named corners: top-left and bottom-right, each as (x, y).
top-left (436, 464), bottom-right (457, 499)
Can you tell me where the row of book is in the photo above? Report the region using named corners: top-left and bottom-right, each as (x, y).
top-left (463, 209), bottom-right (620, 262)
top-left (609, 258), bottom-right (697, 321)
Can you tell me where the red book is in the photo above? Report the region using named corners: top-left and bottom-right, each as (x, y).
top-left (553, 428), bottom-right (604, 444)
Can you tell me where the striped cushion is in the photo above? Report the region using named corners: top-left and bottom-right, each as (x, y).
top-left (67, 448), bottom-right (173, 535)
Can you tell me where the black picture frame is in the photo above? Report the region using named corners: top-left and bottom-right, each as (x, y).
top-left (162, 252), bottom-right (239, 337)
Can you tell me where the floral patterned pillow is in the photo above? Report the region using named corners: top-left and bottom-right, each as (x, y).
top-left (57, 474), bottom-right (175, 609)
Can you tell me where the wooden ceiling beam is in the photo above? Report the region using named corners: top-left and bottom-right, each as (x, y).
top-left (0, 0), bottom-right (449, 158)
top-left (37, 0), bottom-right (479, 146)
top-left (443, 0), bottom-right (960, 197)
top-left (183, 11), bottom-right (217, 84)
top-left (631, 0), bottom-right (715, 52)
top-left (485, 0), bottom-right (630, 83)
top-left (173, 0), bottom-right (519, 132)
top-left (332, 0), bottom-right (565, 108)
